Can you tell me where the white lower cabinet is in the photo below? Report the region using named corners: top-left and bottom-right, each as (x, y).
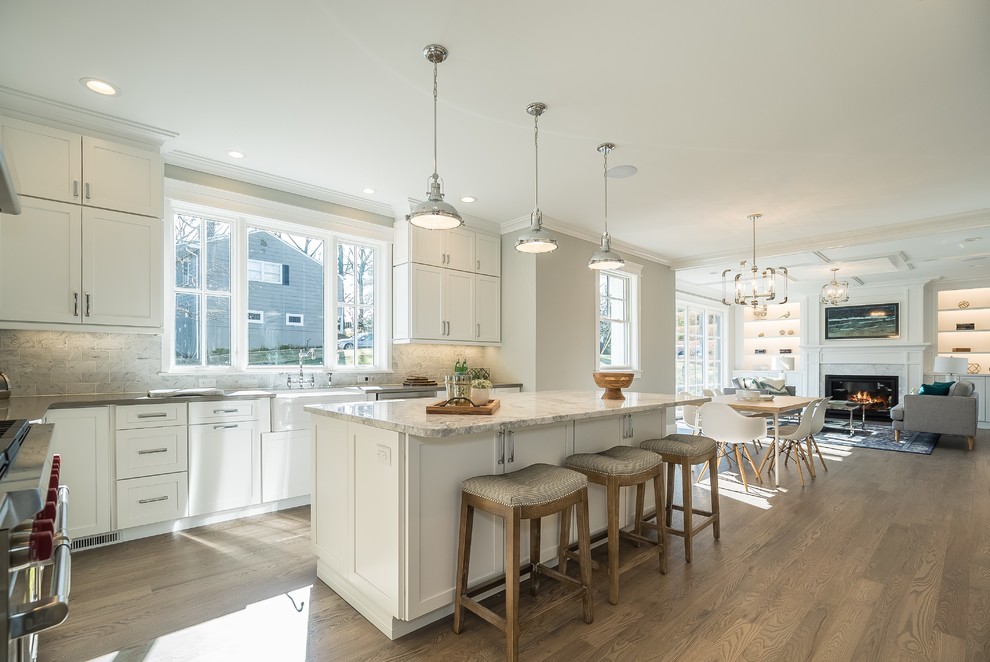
top-left (115, 473), bottom-right (188, 529)
top-left (44, 407), bottom-right (112, 539)
top-left (188, 419), bottom-right (263, 516)
top-left (261, 430), bottom-right (310, 502)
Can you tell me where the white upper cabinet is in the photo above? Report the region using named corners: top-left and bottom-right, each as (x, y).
top-left (393, 219), bottom-right (499, 275)
top-left (475, 232), bottom-right (501, 277)
top-left (1, 116), bottom-right (163, 218)
top-left (393, 263), bottom-right (499, 344)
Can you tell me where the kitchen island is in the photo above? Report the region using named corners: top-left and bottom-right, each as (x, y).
top-left (306, 390), bottom-right (707, 639)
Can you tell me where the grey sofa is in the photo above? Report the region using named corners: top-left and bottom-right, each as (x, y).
top-left (889, 381), bottom-right (978, 450)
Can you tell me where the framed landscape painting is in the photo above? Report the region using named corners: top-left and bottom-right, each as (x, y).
top-left (825, 303), bottom-right (899, 340)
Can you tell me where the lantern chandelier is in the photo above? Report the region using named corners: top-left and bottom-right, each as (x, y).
top-left (587, 143), bottom-right (625, 270)
top-left (406, 44), bottom-right (463, 231)
top-left (721, 213), bottom-right (788, 309)
top-left (820, 267), bottom-right (850, 305)
top-left (515, 102), bottom-right (558, 253)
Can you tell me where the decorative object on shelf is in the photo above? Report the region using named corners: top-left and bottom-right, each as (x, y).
top-left (934, 355), bottom-right (968, 381)
top-left (588, 143), bottom-right (625, 270)
top-left (787, 329), bottom-right (795, 335)
top-left (592, 371), bottom-right (634, 400)
top-left (952, 347), bottom-right (971, 352)
top-left (820, 267), bottom-right (850, 305)
top-left (721, 213), bottom-right (789, 310)
top-left (467, 367), bottom-right (491, 381)
top-left (956, 323), bottom-right (976, 331)
top-left (753, 305), bottom-right (768, 318)
top-left (777, 311), bottom-right (791, 319)
top-left (755, 348), bottom-right (768, 354)
top-left (778, 329), bottom-right (786, 335)
top-left (969, 363), bottom-right (981, 374)
top-left (824, 303), bottom-right (899, 340)
top-left (758, 332), bottom-right (765, 337)
top-left (407, 44), bottom-right (463, 230)
top-left (959, 300), bottom-right (970, 309)
top-left (779, 348), bottom-right (793, 354)
top-left (515, 102), bottom-right (558, 254)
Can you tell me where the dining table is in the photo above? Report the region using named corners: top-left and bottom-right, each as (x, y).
top-left (711, 393), bottom-right (817, 488)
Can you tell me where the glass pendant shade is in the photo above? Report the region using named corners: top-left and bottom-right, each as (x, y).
top-left (820, 268), bottom-right (850, 305)
top-left (515, 102), bottom-right (558, 253)
top-left (407, 44), bottom-right (463, 231)
top-left (721, 213), bottom-right (788, 308)
top-left (588, 142), bottom-right (624, 270)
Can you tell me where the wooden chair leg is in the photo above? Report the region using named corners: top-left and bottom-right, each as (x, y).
top-left (505, 509), bottom-right (521, 662)
top-left (682, 458), bottom-right (694, 562)
top-left (709, 450), bottom-right (720, 540)
top-left (652, 471), bottom-right (667, 575)
top-left (809, 434), bottom-right (828, 472)
top-left (733, 444), bottom-right (749, 492)
top-left (606, 478), bottom-right (620, 605)
top-left (558, 504), bottom-right (572, 576)
top-left (894, 429), bottom-right (901, 442)
top-left (576, 489), bottom-right (594, 624)
top-left (634, 482), bottom-right (645, 537)
top-left (741, 445), bottom-right (762, 483)
top-left (697, 460), bottom-right (710, 483)
top-left (529, 518), bottom-right (541, 596)
top-left (756, 441), bottom-right (774, 477)
top-left (665, 462), bottom-right (675, 528)
top-left (968, 436), bottom-right (975, 451)
top-left (453, 499), bottom-right (473, 634)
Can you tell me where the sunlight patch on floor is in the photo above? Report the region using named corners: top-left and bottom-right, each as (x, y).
top-left (86, 586), bottom-right (312, 662)
top-left (695, 475), bottom-right (774, 510)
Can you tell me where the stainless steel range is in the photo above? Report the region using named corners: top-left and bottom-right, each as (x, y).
top-left (0, 420), bottom-right (70, 662)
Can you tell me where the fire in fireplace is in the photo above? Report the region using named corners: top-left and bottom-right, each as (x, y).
top-left (824, 374), bottom-right (899, 419)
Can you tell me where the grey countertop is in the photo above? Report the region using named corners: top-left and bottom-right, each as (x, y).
top-left (306, 390), bottom-right (709, 438)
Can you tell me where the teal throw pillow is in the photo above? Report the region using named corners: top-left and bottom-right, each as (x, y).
top-left (918, 382), bottom-right (953, 396)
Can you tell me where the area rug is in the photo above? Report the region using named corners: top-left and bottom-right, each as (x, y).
top-left (815, 419), bottom-right (938, 455)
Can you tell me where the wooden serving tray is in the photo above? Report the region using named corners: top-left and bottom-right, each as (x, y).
top-left (426, 399), bottom-right (500, 415)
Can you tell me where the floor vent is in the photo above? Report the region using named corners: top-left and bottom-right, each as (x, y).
top-left (72, 531), bottom-right (120, 550)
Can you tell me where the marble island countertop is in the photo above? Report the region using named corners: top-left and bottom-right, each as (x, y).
top-left (305, 390), bottom-right (709, 437)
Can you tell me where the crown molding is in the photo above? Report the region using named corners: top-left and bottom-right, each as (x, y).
top-left (0, 85), bottom-right (177, 145)
top-left (166, 151), bottom-right (396, 219)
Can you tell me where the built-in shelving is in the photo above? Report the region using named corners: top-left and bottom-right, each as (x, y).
top-left (741, 302), bottom-right (801, 372)
top-left (936, 287), bottom-right (990, 375)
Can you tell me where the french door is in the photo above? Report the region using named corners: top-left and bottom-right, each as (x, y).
top-left (675, 303), bottom-right (724, 395)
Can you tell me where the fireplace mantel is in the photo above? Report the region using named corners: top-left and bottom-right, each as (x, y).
top-left (801, 343), bottom-right (929, 398)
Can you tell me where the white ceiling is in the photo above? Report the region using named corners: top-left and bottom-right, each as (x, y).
top-left (3, 1), bottom-right (989, 289)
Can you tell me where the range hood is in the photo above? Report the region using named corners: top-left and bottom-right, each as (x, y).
top-left (0, 146), bottom-right (21, 215)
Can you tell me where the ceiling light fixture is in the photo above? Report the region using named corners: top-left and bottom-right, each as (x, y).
top-left (588, 143), bottom-right (624, 270)
top-left (226, 150), bottom-right (244, 159)
top-left (80, 77), bottom-right (119, 96)
top-left (459, 196), bottom-right (477, 203)
top-left (362, 187), bottom-right (376, 194)
top-left (406, 44), bottom-right (462, 231)
top-left (820, 267), bottom-right (850, 305)
top-left (515, 102), bottom-right (558, 254)
top-left (721, 213), bottom-right (788, 308)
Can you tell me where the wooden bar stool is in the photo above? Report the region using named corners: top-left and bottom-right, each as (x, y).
top-left (453, 463), bottom-right (594, 662)
top-left (561, 445), bottom-right (667, 605)
top-left (639, 434), bottom-right (720, 563)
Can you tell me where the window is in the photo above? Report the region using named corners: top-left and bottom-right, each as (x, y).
top-left (675, 301), bottom-right (724, 394)
top-left (166, 198), bottom-right (387, 373)
top-left (596, 268), bottom-right (640, 371)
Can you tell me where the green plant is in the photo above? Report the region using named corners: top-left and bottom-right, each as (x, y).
top-left (471, 379), bottom-right (493, 389)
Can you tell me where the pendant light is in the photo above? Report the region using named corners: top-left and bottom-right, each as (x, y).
top-left (721, 213), bottom-right (789, 308)
top-left (406, 44), bottom-right (463, 230)
top-left (820, 267), bottom-right (850, 305)
top-left (588, 143), bottom-right (625, 270)
top-left (515, 102), bottom-right (558, 254)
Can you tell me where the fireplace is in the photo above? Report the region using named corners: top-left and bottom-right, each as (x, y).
top-left (824, 374), bottom-right (899, 420)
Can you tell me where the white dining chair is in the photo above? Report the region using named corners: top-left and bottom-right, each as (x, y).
top-left (760, 400), bottom-right (817, 486)
top-left (697, 402), bottom-right (765, 492)
top-left (804, 397), bottom-right (831, 476)
top-left (679, 391), bottom-right (702, 435)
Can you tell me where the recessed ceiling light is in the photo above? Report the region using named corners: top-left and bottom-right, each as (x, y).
top-left (80, 77), bottom-right (119, 96)
top-left (459, 196), bottom-right (477, 203)
top-left (226, 150), bottom-right (245, 159)
top-left (606, 165), bottom-right (637, 179)
top-left (362, 187), bottom-right (376, 195)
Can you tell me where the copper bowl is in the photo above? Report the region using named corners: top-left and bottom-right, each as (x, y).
top-left (593, 371), bottom-right (635, 400)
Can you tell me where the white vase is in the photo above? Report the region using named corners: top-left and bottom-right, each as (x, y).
top-left (470, 388), bottom-right (491, 406)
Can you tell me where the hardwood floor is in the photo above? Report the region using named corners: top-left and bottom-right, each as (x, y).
top-left (40, 431), bottom-right (990, 661)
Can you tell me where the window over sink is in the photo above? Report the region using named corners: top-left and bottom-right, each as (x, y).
top-left (165, 196), bottom-right (388, 374)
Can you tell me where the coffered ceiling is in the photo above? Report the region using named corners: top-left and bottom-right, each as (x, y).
top-left (2, 1), bottom-right (988, 288)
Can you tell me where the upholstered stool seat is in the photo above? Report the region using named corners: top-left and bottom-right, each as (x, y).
top-left (454, 463), bottom-right (594, 661)
top-left (639, 434), bottom-right (720, 563)
top-left (561, 445), bottom-right (666, 605)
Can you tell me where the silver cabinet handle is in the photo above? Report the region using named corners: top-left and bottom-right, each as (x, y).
top-left (440, 321), bottom-right (445, 336)
top-left (213, 424), bottom-right (238, 430)
top-left (507, 430), bottom-right (515, 463)
top-left (476, 259), bottom-right (480, 270)
top-left (73, 180), bottom-right (79, 198)
top-left (213, 408), bottom-right (239, 414)
top-left (137, 447), bottom-right (169, 455)
top-left (73, 292), bottom-right (79, 317)
top-left (497, 430), bottom-right (505, 464)
top-left (85, 292), bottom-right (91, 317)
top-left (138, 495), bottom-right (169, 504)
top-left (84, 182), bottom-right (91, 200)
top-left (476, 323), bottom-right (480, 338)
top-left (137, 412), bottom-right (168, 419)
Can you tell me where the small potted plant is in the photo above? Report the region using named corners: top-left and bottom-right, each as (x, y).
top-left (470, 379), bottom-right (493, 406)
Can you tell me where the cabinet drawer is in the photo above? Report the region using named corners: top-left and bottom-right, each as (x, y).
top-left (115, 472), bottom-right (188, 529)
top-left (116, 426), bottom-right (188, 479)
top-left (116, 403), bottom-right (187, 429)
top-left (188, 400), bottom-right (262, 424)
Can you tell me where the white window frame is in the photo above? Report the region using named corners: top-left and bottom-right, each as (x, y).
top-left (285, 313), bottom-right (304, 326)
top-left (247, 258), bottom-right (283, 284)
top-left (247, 310), bottom-right (263, 324)
top-left (163, 181), bottom-right (393, 375)
top-left (595, 263), bottom-right (642, 374)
